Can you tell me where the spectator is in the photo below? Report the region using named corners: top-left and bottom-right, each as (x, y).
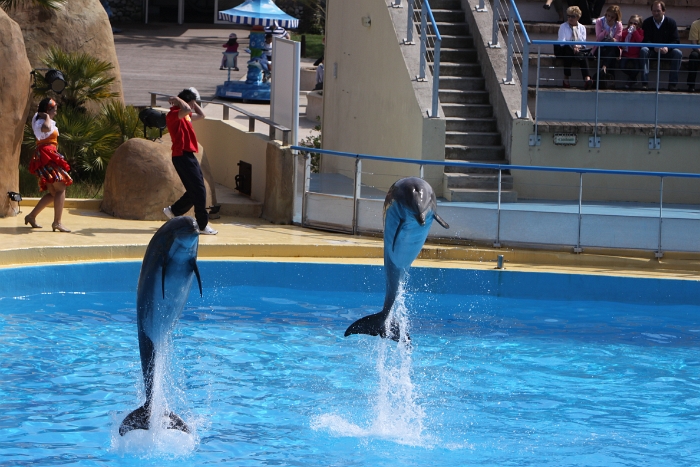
top-left (553, 6), bottom-right (594, 89)
top-left (543, 0), bottom-right (568, 23)
top-left (639, 0), bottom-right (681, 91)
top-left (265, 21), bottom-right (290, 40)
top-left (566, 0), bottom-right (604, 25)
top-left (687, 17), bottom-right (700, 92)
top-left (593, 5), bottom-right (623, 86)
top-left (620, 15), bottom-right (645, 89)
top-left (220, 33), bottom-right (239, 71)
top-left (313, 55), bottom-right (324, 90)
top-left (262, 33), bottom-right (273, 81)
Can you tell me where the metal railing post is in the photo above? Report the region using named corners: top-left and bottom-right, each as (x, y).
top-left (504, 7), bottom-right (515, 84)
top-left (488, 1), bottom-right (500, 47)
top-left (656, 176), bottom-right (664, 258)
top-left (404, 0), bottom-right (415, 44)
top-left (223, 105), bottom-right (229, 120)
top-left (530, 47), bottom-right (542, 145)
top-left (518, 39), bottom-right (530, 118)
top-left (151, 93), bottom-right (157, 107)
top-left (391, 0), bottom-right (402, 7)
top-left (494, 169), bottom-right (502, 247)
top-left (418, 2), bottom-right (427, 81)
top-left (650, 48), bottom-right (662, 149)
top-left (589, 50), bottom-right (601, 148)
top-left (301, 153), bottom-right (311, 227)
top-left (352, 158), bottom-right (362, 235)
top-left (476, 0), bottom-right (487, 12)
top-left (574, 173), bottom-right (583, 253)
top-left (431, 36), bottom-right (441, 117)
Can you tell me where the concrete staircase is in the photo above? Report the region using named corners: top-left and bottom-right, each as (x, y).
top-left (429, 0), bottom-right (517, 202)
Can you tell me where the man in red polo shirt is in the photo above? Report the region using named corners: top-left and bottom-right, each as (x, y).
top-left (163, 88), bottom-right (217, 235)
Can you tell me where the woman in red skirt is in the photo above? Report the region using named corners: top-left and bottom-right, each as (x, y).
top-left (24, 98), bottom-right (73, 232)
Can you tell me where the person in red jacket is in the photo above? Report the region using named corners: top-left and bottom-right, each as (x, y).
top-left (620, 15), bottom-right (645, 89)
top-left (163, 87), bottom-right (217, 235)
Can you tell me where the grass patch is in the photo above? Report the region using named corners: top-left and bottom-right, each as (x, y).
top-left (290, 33), bottom-right (324, 59)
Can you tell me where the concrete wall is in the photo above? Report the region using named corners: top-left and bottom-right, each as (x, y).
top-left (321, 0), bottom-right (446, 194)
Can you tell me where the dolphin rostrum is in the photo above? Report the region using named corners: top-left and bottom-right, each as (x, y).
top-left (344, 177), bottom-right (449, 341)
top-left (119, 217), bottom-right (202, 436)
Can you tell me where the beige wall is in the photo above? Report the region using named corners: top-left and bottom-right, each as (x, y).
top-left (510, 122), bottom-right (700, 204)
top-left (193, 118), bottom-right (270, 203)
top-left (322, 0), bottom-right (446, 194)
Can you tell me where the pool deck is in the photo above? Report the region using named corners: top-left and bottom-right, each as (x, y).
top-left (2, 199), bottom-right (700, 282)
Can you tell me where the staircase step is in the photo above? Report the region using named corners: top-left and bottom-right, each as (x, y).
top-left (215, 183), bottom-right (263, 218)
top-left (439, 89), bottom-right (490, 104)
top-left (445, 158), bottom-right (511, 173)
top-left (434, 62), bottom-right (483, 76)
top-left (439, 76), bottom-right (485, 90)
top-left (430, 34), bottom-right (474, 49)
top-left (435, 22), bottom-right (469, 36)
top-left (429, 0), bottom-right (463, 10)
top-left (431, 9), bottom-right (466, 23)
top-left (445, 173), bottom-right (514, 190)
top-left (446, 131), bottom-right (502, 146)
top-left (442, 103), bottom-right (493, 117)
top-left (446, 117), bottom-right (498, 132)
top-left (446, 188), bottom-right (519, 203)
top-left (445, 144), bottom-right (506, 161)
top-left (432, 48), bottom-right (478, 63)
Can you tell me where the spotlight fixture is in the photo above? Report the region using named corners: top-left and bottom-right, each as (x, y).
top-left (138, 108), bottom-right (167, 141)
top-left (31, 68), bottom-right (67, 94)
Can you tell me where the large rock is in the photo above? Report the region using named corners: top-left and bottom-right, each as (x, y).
top-left (0, 10), bottom-right (32, 218)
top-left (101, 136), bottom-right (218, 220)
top-left (7, 0), bottom-right (123, 103)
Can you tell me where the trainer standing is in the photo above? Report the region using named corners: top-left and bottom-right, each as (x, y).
top-left (163, 87), bottom-right (218, 235)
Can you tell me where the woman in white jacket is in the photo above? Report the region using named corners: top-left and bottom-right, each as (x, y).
top-left (553, 6), bottom-right (594, 89)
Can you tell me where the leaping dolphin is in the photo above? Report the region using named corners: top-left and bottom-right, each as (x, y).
top-left (119, 217), bottom-right (202, 436)
top-left (344, 177), bottom-right (449, 341)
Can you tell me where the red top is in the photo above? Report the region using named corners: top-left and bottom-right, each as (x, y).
top-left (166, 106), bottom-right (198, 156)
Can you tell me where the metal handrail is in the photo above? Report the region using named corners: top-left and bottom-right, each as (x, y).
top-left (148, 92), bottom-right (291, 146)
top-left (291, 145), bottom-right (695, 256)
top-left (404, 0), bottom-right (442, 118)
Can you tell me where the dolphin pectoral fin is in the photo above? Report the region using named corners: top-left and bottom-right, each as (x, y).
top-left (434, 212), bottom-right (449, 229)
top-left (119, 405), bottom-right (150, 436)
top-left (161, 258), bottom-right (168, 299)
top-left (167, 411), bottom-right (191, 434)
top-left (392, 218), bottom-right (405, 252)
top-left (192, 261), bottom-right (202, 297)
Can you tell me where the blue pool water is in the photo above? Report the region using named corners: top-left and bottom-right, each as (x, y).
top-left (0, 261), bottom-right (699, 466)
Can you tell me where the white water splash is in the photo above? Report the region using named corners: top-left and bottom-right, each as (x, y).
top-left (110, 339), bottom-right (199, 458)
top-left (312, 287), bottom-right (429, 446)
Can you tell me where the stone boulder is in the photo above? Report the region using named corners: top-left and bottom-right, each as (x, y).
top-left (0, 10), bottom-right (32, 218)
top-left (7, 0), bottom-right (124, 104)
top-left (101, 135), bottom-right (218, 220)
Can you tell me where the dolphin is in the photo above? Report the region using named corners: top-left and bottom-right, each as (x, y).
top-left (344, 177), bottom-right (449, 341)
top-left (119, 217), bottom-right (202, 436)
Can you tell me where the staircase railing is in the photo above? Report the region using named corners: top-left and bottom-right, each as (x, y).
top-left (395, 0), bottom-right (442, 118)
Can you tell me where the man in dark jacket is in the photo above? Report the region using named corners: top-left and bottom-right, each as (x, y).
top-left (639, 0), bottom-right (682, 91)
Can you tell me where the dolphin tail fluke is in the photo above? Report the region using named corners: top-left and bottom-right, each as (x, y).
top-left (344, 311), bottom-right (405, 342)
top-left (119, 405), bottom-right (191, 436)
top-left (119, 405), bottom-right (150, 436)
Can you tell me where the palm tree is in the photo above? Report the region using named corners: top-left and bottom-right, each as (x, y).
top-left (33, 46), bottom-right (119, 111)
top-left (0, 0), bottom-right (64, 10)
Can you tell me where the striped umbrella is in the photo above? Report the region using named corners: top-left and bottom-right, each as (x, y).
top-left (218, 0), bottom-right (299, 29)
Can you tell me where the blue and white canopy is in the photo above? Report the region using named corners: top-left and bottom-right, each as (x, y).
top-left (218, 0), bottom-right (299, 29)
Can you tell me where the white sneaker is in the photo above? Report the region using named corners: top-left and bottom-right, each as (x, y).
top-left (163, 206), bottom-right (175, 219)
top-left (200, 225), bottom-right (218, 235)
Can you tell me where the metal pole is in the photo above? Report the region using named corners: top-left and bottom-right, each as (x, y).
top-left (476, 0), bottom-right (487, 12)
top-left (419, 165), bottom-right (424, 179)
top-left (431, 37), bottom-right (441, 117)
top-left (494, 169), bottom-right (502, 247)
top-left (519, 39), bottom-right (530, 118)
top-left (656, 176), bottom-right (664, 258)
top-left (534, 47), bottom-right (541, 133)
top-left (419, 3), bottom-right (427, 81)
top-left (575, 173), bottom-right (583, 253)
top-left (302, 153), bottom-right (311, 226)
top-left (505, 8), bottom-right (515, 83)
top-left (489, 2), bottom-right (500, 47)
top-left (654, 48), bottom-right (661, 142)
top-left (405, 0), bottom-right (414, 44)
top-left (223, 105), bottom-right (229, 120)
top-left (352, 158), bottom-right (362, 235)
